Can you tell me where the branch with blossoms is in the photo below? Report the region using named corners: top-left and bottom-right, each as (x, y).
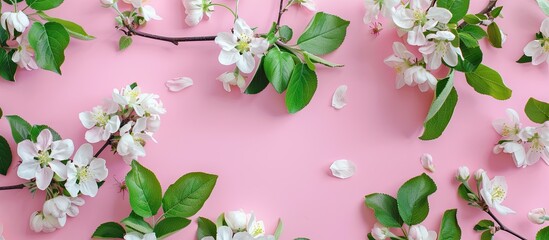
top-left (0, 0), bottom-right (93, 82)
top-left (101, 0), bottom-right (350, 113)
top-left (364, 0), bottom-right (512, 140)
top-left (0, 83), bottom-right (165, 233)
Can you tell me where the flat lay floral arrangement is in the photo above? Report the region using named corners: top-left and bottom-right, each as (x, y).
top-left (0, 0), bottom-right (549, 239)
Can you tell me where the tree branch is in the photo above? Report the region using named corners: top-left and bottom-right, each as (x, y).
top-left (459, 0), bottom-right (498, 27)
top-left (0, 184), bottom-right (25, 190)
top-left (276, 0), bottom-right (286, 27)
top-left (485, 209), bottom-right (526, 240)
top-left (119, 22), bottom-right (216, 46)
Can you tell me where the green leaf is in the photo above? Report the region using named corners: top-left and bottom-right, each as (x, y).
top-left (28, 22), bottom-right (70, 74)
top-left (449, 28), bottom-right (460, 47)
top-left (37, 12), bottom-right (94, 40)
top-left (439, 209), bottom-right (461, 240)
top-left (26, 0), bottom-right (63, 11)
top-left (303, 51), bottom-right (343, 67)
top-left (6, 115), bottom-right (32, 143)
top-left (278, 25), bottom-right (293, 43)
top-left (463, 14), bottom-right (481, 24)
top-left (215, 213), bottom-right (225, 228)
top-left (121, 212), bottom-right (153, 234)
top-left (537, 226), bottom-right (549, 240)
top-left (92, 222), bottom-right (126, 238)
top-left (244, 57), bottom-right (270, 94)
top-left (486, 22), bottom-right (502, 48)
top-left (396, 173), bottom-right (437, 225)
top-left (454, 42), bottom-right (482, 73)
top-left (284, 63), bottom-right (318, 114)
top-left (465, 64), bottom-right (511, 100)
top-left (297, 12), bottom-right (350, 55)
top-left (525, 98), bottom-right (549, 124)
top-left (367, 233), bottom-right (375, 240)
top-left (364, 193), bottom-right (403, 228)
top-left (30, 125), bottom-right (62, 142)
top-left (162, 172), bottom-right (218, 218)
top-left (537, 0), bottom-right (549, 16)
top-left (119, 36), bottom-right (133, 51)
top-left (154, 217), bottom-right (191, 239)
top-left (197, 217), bottom-right (217, 240)
top-left (491, 6), bottom-right (503, 18)
top-left (0, 135), bottom-right (12, 176)
top-left (481, 231), bottom-right (494, 240)
top-left (437, 0), bottom-right (470, 23)
top-left (457, 184), bottom-right (474, 202)
top-left (458, 32), bottom-right (478, 48)
top-left (419, 77), bottom-right (458, 140)
top-left (303, 53), bottom-right (316, 71)
top-left (0, 26), bottom-right (8, 46)
top-left (274, 219), bottom-right (283, 240)
top-left (473, 220), bottom-right (494, 231)
top-left (460, 25), bottom-right (486, 40)
top-left (2, 0), bottom-right (24, 5)
top-left (0, 49), bottom-right (17, 82)
top-left (517, 54), bottom-right (532, 64)
top-left (126, 160), bottom-right (163, 218)
top-left (264, 48), bottom-right (295, 93)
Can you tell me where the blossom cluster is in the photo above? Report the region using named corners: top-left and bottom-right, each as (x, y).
top-left (202, 210), bottom-right (275, 240)
top-left (371, 223), bottom-right (437, 240)
top-left (1, 10), bottom-right (36, 71)
top-left (492, 109), bottom-right (549, 168)
top-left (101, 0), bottom-right (161, 26)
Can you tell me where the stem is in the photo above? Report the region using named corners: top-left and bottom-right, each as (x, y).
top-left (458, 0), bottom-right (498, 27)
top-left (276, 0), bottom-right (285, 26)
top-left (119, 22), bottom-right (216, 46)
top-left (94, 137), bottom-right (113, 158)
top-left (0, 184), bottom-right (25, 190)
top-left (484, 209), bottom-right (526, 240)
top-left (210, 3), bottom-right (237, 19)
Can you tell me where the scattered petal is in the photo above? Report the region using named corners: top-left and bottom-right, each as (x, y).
top-left (166, 77), bottom-right (193, 92)
top-left (330, 159), bottom-right (356, 179)
top-left (331, 85), bottom-right (348, 110)
top-left (420, 153), bottom-right (435, 172)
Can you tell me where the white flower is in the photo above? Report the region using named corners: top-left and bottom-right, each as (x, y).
top-left (17, 129), bottom-right (73, 190)
top-left (0, 11), bottom-right (30, 37)
top-left (113, 85), bottom-right (142, 108)
top-left (124, 232), bottom-right (157, 240)
top-left (523, 18), bottom-right (549, 65)
top-left (332, 85), bottom-right (348, 110)
top-left (392, 0), bottom-right (452, 46)
top-left (519, 126), bottom-right (549, 166)
top-left (492, 108), bottom-right (522, 141)
top-left (404, 65), bottom-right (437, 92)
top-left (12, 37), bottom-right (38, 71)
top-left (225, 210), bottom-right (248, 232)
top-left (474, 168), bottom-right (485, 181)
top-left (456, 166), bottom-right (469, 182)
top-left (419, 31), bottom-right (463, 70)
top-left (217, 72), bottom-right (246, 92)
top-left (43, 196), bottom-right (84, 221)
top-left (330, 159), bottom-right (356, 179)
top-left (29, 211), bottom-right (62, 233)
top-left (363, 0), bottom-right (399, 24)
top-left (215, 18), bottom-right (269, 74)
top-left (65, 144), bottom-right (108, 197)
top-left (134, 93), bottom-right (166, 117)
top-left (183, 0), bottom-right (213, 26)
top-left (293, 0), bottom-right (316, 11)
top-left (384, 42), bottom-right (416, 89)
top-left (166, 77), bottom-right (193, 92)
top-left (493, 142), bottom-right (527, 168)
top-left (408, 225), bottom-right (437, 240)
top-left (80, 101), bottom-right (120, 143)
top-left (117, 119), bottom-right (149, 164)
top-left (371, 223), bottom-right (395, 240)
top-left (480, 173), bottom-right (515, 215)
top-left (130, 0), bottom-right (162, 21)
top-left (202, 226), bottom-right (274, 240)
top-left (528, 208), bottom-right (547, 224)
top-left (100, 0), bottom-right (114, 7)
top-left (420, 153), bottom-right (435, 172)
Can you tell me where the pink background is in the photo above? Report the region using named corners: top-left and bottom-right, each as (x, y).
top-left (0, 0), bottom-right (548, 239)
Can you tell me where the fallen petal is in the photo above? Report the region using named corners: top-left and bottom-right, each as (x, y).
top-left (420, 153), bottom-right (435, 172)
top-left (331, 85), bottom-right (348, 110)
top-left (166, 77), bottom-right (193, 92)
top-left (330, 159), bottom-right (356, 179)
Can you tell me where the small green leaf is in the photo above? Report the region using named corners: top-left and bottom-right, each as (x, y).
top-left (537, 0), bottom-right (549, 16)
top-left (28, 22), bottom-right (70, 74)
top-left (463, 14), bottom-right (481, 24)
top-left (0, 27), bottom-right (8, 47)
top-left (92, 222), bottom-right (126, 238)
top-left (264, 48), bottom-right (295, 93)
top-left (420, 77), bottom-right (458, 140)
top-left (437, 0), bottom-right (470, 23)
top-left (457, 184), bottom-right (474, 202)
top-left (396, 173), bottom-right (437, 225)
top-left (274, 219), bottom-right (283, 240)
top-left (197, 217), bottom-right (217, 240)
top-left (537, 226), bottom-right (549, 240)
top-left (491, 6), bottom-right (503, 18)
top-left (278, 25), bottom-right (293, 43)
top-left (516, 54), bottom-right (532, 64)
top-left (458, 32), bottom-right (478, 48)
top-left (6, 115), bottom-right (32, 143)
top-left (303, 53), bottom-right (316, 71)
top-left (364, 193), bottom-right (403, 228)
top-left (162, 172), bottom-right (218, 218)
top-left (464, 64), bottom-right (511, 100)
top-left (525, 98), bottom-right (549, 124)
top-left (473, 220), bottom-right (494, 231)
top-left (481, 231), bottom-right (494, 240)
top-left (439, 209), bottom-right (461, 240)
top-left (154, 217), bottom-right (191, 239)
top-left (121, 212), bottom-right (153, 234)
top-left (0, 135), bottom-right (12, 176)
top-left (26, 0), bottom-right (63, 10)
top-left (0, 49), bottom-right (17, 82)
top-left (30, 125), bottom-right (62, 142)
top-left (454, 42), bottom-right (482, 73)
top-left (486, 22), bottom-right (502, 48)
top-left (37, 12), bottom-right (95, 40)
top-left (367, 233), bottom-right (375, 240)
top-left (244, 57), bottom-right (270, 94)
top-left (126, 160), bottom-right (163, 218)
top-left (297, 12), bottom-right (350, 55)
top-left (119, 36), bottom-right (133, 51)
top-left (460, 25), bottom-right (486, 40)
top-left (284, 64), bottom-right (318, 114)
top-left (215, 213), bottom-right (225, 228)
top-left (303, 51), bottom-right (343, 68)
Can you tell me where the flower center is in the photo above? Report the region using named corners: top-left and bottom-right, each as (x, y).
top-left (435, 41), bottom-right (448, 54)
top-left (501, 123), bottom-right (519, 137)
top-left (77, 166), bottom-right (93, 182)
top-left (531, 134), bottom-right (544, 151)
top-left (93, 112), bottom-right (110, 127)
top-left (491, 186), bottom-right (506, 202)
top-left (543, 39), bottom-right (549, 53)
top-left (413, 10), bottom-right (427, 25)
top-left (37, 150), bottom-right (52, 166)
top-left (236, 34), bottom-right (252, 54)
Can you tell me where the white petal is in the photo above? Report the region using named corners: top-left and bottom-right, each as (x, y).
top-left (166, 77), bottom-right (194, 92)
top-left (331, 85), bottom-right (348, 110)
top-left (237, 52), bottom-right (256, 74)
top-left (215, 32), bottom-right (237, 51)
top-left (524, 41), bottom-right (542, 57)
top-left (79, 111), bottom-right (96, 129)
top-left (426, 7), bottom-right (452, 24)
top-left (218, 49), bottom-right (240, 66)
top-left (90, 158), bottom-right (109, 181)
top-left (541, 18), bottom-right (549, 37)
top-left (217, 226), bottom-right (234, 240)
top-left (79, 179), bottom-right (99, 197)
top-left (35, 167), bottom-right (54, 190)
top-left (36, 129), bottom-right (53, 152)
top-left (73, 143), bottom-right (93, 166)
top-left (48, 161), bottom-right (67, 180)
top-left (85, 127), bottom-right (104, 144)
top-left (330, 159), bottom-right (356, 179)
top-left (50, 139), bottom-right (74, 160)
top-left (17, 161), bottom-right (40, 180)
top-left (420, 153), bottom-right (435, 172)
top-left (17, 140), bottom-right (38, 162)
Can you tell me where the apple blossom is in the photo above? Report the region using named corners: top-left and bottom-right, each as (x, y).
top-left (384, 42), bottom-right (416, 89)
top-left (182, 0), bottom-right (213, 26)
top-left (29, 211), bottom-right (62, 233)
top-left (215, 18), bottom-right (269, 74)
top-left (130, 0), bottom-right (162, 21)
top-left (79, 101), bottom-right (121, 143)
top-left (117, 119), bottom-right (149, 164)
top-left (65, 144), bottom-right (109, 197)
top-left (113, 85), bottom-right (143, 108)
top-left (420, 153), bottom-right (435, 172)
top-left (134, 93), bottom-right (166, 117)
top-left (100, 0), bottom-right (115, 7)
top-left (217, 71), bottom-right (246, 92)
top-left (404, 65), bottom-right (438, 92)
top-left (408, 225), bottom-right (437, 240)
top-left (42, 196), bottom-right (84, 223)
top-left (492, 108), bottom-right (522, 141)
top-left (392, 0), bottom-right (452, 46)
top-left (419, 31), bottom-right (463, 70)
top-left (480, 173), bottom-right (515, 215)
top-left (528, 208), bottom-right (547, 224)
top-left (456, 166), bottom-right (469, 182)
top-left (474, 169), bottom-right (485, 181)
top-left (201, 226), bottom-right (274, 240)
top-left (493, 142), bottom-right (527, 168)
top-left (523, 18), bottom-right (549, 65)
top-left (12, 37), bottom-right (38, 71)
top-left (0, 11), bottom-right (30, 38)
top-left (371, 223), bottom-right (396, 240)
top-left (292, 0), bottom-right (316, 11)
top-left (124, 232), bottom-right (157, 240)
top-left (363, 0), bottom-right (399, 24)
top-left (225, 210), bottom-right (249, 232)
top-left (518, 126), bottom-right (549, 166)
top-left (17, 129), bottom-right (74, 190)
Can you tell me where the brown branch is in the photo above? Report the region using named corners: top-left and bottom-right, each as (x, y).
top-left (459, 0), bottom-right (498, 28)
top-left (119, 22), bottom-right (216, 46)
top-left (276, 0), bottom-right (286, 27)
top-left (0, 184), bottom-right (25, 191)
top-left (484, 208), bottom-right (526, 240)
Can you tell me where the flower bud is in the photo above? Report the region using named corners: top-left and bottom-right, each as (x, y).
top-left (371, 223), bottom-right (393, 240)
top-left (100, 0), bottom-right (114, 7)
top-left (528, 208), bottom-right (547, 224)
top-left (456, 166), bottom-right (470, 182)
top-left (29, 211), bottom-right (61, 233)
top-left (225, 210), bottom-right (248, 232)
top-left (420, 153), bottom-right (435, 173)
top-left (475, 169), bottom-right (485, 181)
